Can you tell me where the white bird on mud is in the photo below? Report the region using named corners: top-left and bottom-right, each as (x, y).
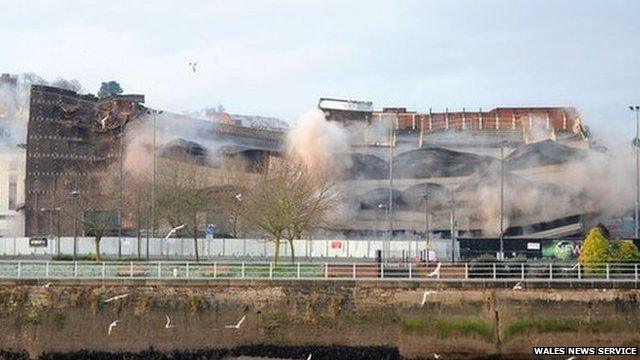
top-left (306, 354), bottom-right (312, 360)
top-left (103, 294), bottom-right (129, 303)
top-left (225, 315), bottom-right (246, 329)
top-left (434, 353), bottom-right (442, 359)
top-left (108, 320), bottom-right (119, 336)
top-left (421, 291), bottom-right (436, 306)
top-left (165, 314), bottom-right (174, 329)
top-left (513, 281), bottom-right (523, 291)
top-left (427, 263), bottom-right (441, 278)
top-left (43, 282), bottom-right (53, 289)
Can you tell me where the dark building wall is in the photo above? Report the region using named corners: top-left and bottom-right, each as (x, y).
top-left (24, 85), bottom-right (144, 237)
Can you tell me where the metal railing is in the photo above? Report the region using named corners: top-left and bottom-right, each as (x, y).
top-left (0, 260), bottom-right (639, 283)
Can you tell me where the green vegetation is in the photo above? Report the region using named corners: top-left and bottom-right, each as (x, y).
top-left (401, 317), bottom-right (493, 342)
top-left (503, 318), bottom-right (603, 338)
top-left (579, 227), bottom-right (609, 269)
top-left (97, 80), bottom-right (123, 98)
top-left (53, 312), bottom-right (67, 329)
top-left (609, 241), bottom-right (640, 263)
top-left (580, 227), bottom-right (640, 272)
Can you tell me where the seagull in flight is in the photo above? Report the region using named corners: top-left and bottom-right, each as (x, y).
top-left (108, 320), bottom-right (119, 336)
top-left (565, 357), bottom-right (576, 360)
top-left (305, 354), bottom-right (312, 360)
top-left (165, 314), bottom-right (174, 329)
top-left (427, 263), bottom-right (441, 278)
top-left (513, 281), bottom-right (523, 291)
top-left (100, 115), bottom-right (108, 129)
top-left (225, 315), bottom-right (246, 329)
top-left (234, 193), bottom-right (242, 201)
top-left (188, 61), bottom-right (198, 73)
top-left (103, 294), bottom-right (129, 303)
top-left (421, 291), bottom-right (436, 306)
top-left (165, 224), bottom-right (185, 239)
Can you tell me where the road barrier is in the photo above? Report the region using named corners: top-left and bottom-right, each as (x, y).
top-left (0, 260), bottom-right (638, 283)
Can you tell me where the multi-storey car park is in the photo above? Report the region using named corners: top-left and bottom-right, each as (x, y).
top-left (0, 78), bottom-right (630, 258)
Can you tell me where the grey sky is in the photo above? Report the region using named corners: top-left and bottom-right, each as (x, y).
top-left (1, 0), bottom-right (639, 136)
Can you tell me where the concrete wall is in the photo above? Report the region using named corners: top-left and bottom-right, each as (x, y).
top-left (0, 280), bottom-right (637, 359)
top-left (0, 151), bottom-right (25, 237)
top-left (0, 237), bottom-right (452, 260)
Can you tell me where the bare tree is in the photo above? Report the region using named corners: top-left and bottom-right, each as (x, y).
top-left (51, 78), bottom-right (83, 93)
top-left (155, 156), bottom-right (212, 262)
top-left (69, 170), bottom-right (120, 261)
top-left (242, 158), bottom-right (339, 264)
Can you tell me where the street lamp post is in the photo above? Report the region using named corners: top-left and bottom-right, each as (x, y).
top-left (449, 188), bottom-right (456, 262)
top-left (630, 106), bottom-right (640, 238)
top-left (71, 190), bottom-right (79, 261)
top-left (118, 122), bottom-right (124, 259)
top-left (499, 139), bottom-right (508, 260)
top-left (387, 114), bottom-right (395, 261)
top-left (145, 109), bottom-right (162, 260)
top-left (423, 191), bottom-right (430, 249)
top-left (377, 203), bottom-right (389, 261)
top-left (40, 207), bottom-right (61, 254)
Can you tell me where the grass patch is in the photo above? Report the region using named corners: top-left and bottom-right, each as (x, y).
top-left (53, 312), bottom-right (67, 329)
top-left (504, 318), bottom-right (603, 338)
top-left (401, 317), bottom-right (493, 342)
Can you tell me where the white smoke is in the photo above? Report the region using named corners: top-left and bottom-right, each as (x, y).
top-left (286, 108), bottom-right (351, 176)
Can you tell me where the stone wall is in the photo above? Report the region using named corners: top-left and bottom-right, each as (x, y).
top-left (0, 279), bottom-right (637, 359)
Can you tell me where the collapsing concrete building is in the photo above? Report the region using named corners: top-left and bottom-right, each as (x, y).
top-left (318, 98), bottom-right (609, 240)
top-left (18, 84), bottom-right (627, 242)
top-left (24, 85), bottom-right (283, 238)
top-left (25, 85), bottom-right (147, 237)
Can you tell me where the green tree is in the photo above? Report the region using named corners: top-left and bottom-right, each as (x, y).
top-left (579, 227), bottom-right (609, 272)
top-left (609, 241), bottom-right (640, 263)
top-left (97, 81), bottom-right (123, 98)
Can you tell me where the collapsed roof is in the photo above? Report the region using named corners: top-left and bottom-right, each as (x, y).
top-left (394, 147), bottom-right (495, 178)
top-left (506, 140), bottom-right (587, 169)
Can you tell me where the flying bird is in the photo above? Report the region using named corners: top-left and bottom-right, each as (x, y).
top-left (188, 61), bottom-right (198, 73)
top-left (513, 281), bottom-right (523, 291)
top-left (565, 357), bottom-right (576, 360)
top-left (306, 354), bottom-right (312, 360)
top-left (103, 294), bottom-right (129, 303)
top-left (234, 193), bottom-right (242, 201)
top-left (427, 263), bottom-right (441, 278)
top-left (434, 353), bottom-right (442, 359)
top-left (421, 291), bottom-right (436, 306)
top-left (100, 115), bottom-right (108, 129)
top-left (108, 320), bottom-right (120, 336)
top-left (165, 224), bottom-right (185, 239)
top-left (165, 314), bottom-right (174, 329)
top-left (225, 315), bottom-right (246, 329)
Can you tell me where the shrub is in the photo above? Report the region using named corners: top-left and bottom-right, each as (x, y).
top-left (609, 240), bottom-right (640, 263)
top-left (579, 227), bottom-right (609, 272)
